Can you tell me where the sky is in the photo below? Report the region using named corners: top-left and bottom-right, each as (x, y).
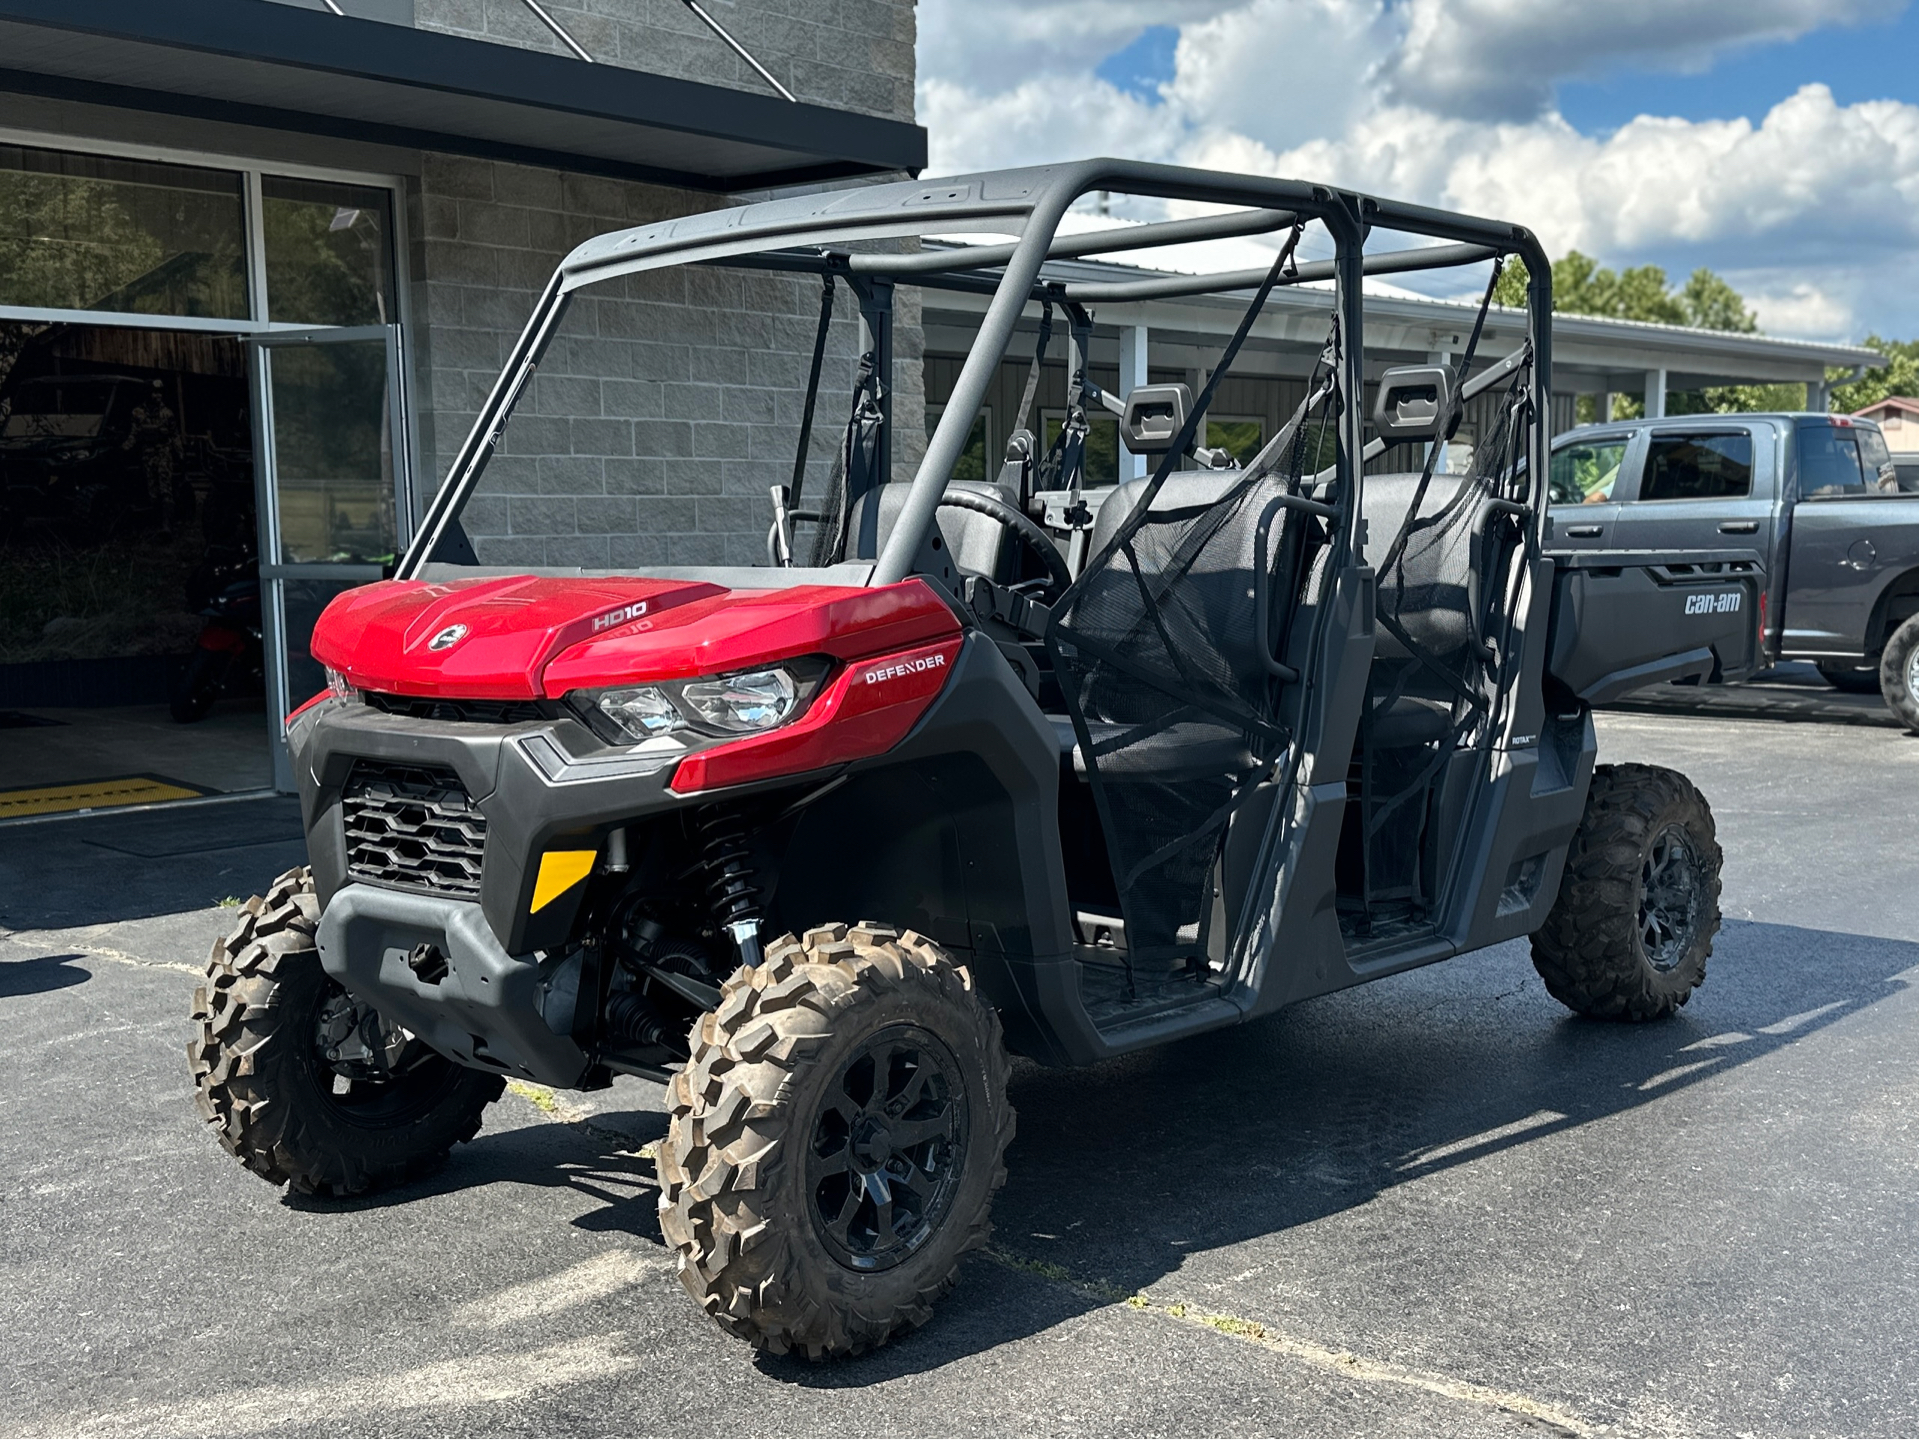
top-left (914, 0), bottom-right (1919, 344)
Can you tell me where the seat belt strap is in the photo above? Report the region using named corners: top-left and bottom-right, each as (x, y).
top-left (788, 274), bottom-right (837, 510)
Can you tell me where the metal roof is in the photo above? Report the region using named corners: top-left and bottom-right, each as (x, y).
top-left (0, 0), bottom-right (926, 190)
top-left (916, 246), bottom-right (1885, 389)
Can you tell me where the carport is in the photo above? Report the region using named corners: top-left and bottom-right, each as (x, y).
top-left (918, 246), bottom-right (1883, 484)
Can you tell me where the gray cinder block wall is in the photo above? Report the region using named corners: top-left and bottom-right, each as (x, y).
top-left (406, 0), bottom-right (925, 567)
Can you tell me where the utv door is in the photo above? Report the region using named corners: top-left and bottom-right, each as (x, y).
top-left (1044, 380), bottom-right (1343, 980)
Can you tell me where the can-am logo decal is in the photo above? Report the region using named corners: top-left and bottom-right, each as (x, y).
top-left (427, 623), bottom-right (468, 651)
top-left (592, 601), bottom-right (649, 633)
top-left (864, 652), bottom-right (948, 685)
top-left (1684, 592), bottom-right (1741, 616)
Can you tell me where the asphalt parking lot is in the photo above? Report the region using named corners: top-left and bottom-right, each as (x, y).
top-left (3, 703), bottom-right (1916, 1437)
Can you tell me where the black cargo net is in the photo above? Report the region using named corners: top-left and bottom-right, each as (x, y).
top-left (1357, 344), bottom-right (1533, 910)
top-left (1047, 246), bottom-right (1339, 969)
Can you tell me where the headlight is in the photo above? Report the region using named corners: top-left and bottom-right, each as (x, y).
top-left (680, 668), bottom-right (797, 733)
top-left (570, 660), bottom-right (827, 746)
top-left (596, 685), bottom-right (684, 740)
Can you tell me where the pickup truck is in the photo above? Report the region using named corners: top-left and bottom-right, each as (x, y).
top-left (1547, 412), bottom-right (1919, 729)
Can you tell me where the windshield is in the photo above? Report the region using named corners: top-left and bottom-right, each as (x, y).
top-left (11, 380), bottom-right (118, 414)
top-left (0, 380), bottom-right (123, 440)
top-left (459, 265), bottom-right (871, 572)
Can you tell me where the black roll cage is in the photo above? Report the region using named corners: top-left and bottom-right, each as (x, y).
top-left (401, 159), bottom-right (1554, 596)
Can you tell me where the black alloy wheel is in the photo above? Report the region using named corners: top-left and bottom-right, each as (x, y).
top-left (807, 1024), bottom-right (970, 1273)
top-left (1637, 824), bottom-right (1704, 974)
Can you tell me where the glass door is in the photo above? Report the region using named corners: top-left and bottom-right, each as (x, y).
top-left (251, 324), bottom-right (410, 788)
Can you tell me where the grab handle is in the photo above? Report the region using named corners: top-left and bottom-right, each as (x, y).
top-left (1253, 492), bottom-right (1337, 682)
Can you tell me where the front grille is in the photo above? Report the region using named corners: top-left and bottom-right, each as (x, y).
top-left (363, 692), bottom-right (548, 724)
top-left (342, 760), bottom-right (487, 897)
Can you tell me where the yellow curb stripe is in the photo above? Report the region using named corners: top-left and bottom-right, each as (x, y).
top-left (0, 775), bottom-right (206, 818)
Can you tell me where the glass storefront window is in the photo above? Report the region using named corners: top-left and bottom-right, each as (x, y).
top-left (266, 339), bottom-right (398, 564)
top-left (262, 176), bottom-right (395, 326)
top-left (0, 144), bottom-right (248, 318)
top-left (281, 577), bottom-right (368, 706)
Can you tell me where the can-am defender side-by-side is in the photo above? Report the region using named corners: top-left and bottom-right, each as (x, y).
top-left (189, 162), bottom-right (1760, 1358)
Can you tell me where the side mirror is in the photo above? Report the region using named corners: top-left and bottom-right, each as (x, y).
top-left (1120, 383), bottom-right (1191, 455)
top-left (1372, 364), bottom-right (1456, 444)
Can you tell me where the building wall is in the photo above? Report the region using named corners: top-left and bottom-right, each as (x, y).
top-left (404, 0), bottom-right (924, 566)
top-left (414, 0), bottom-right (916, 121)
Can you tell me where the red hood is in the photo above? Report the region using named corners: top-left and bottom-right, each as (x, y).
top-left (309, 574), bottom-right (960, 699)
top-left (310, 575), bottom-right (724, 698)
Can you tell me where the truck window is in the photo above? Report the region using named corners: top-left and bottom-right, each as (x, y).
top-left (1640, 432), bottom-right (1752, 501)
top-left (1548, 437), bottom-right (1627, 505)
top-left (1797, 424), bottom-right (1868, 498)
top-left (1856, 425), bottom-right (1903, 494)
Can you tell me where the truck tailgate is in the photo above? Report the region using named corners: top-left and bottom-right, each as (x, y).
top-left (1547, 550), bottom-right (1765, 705)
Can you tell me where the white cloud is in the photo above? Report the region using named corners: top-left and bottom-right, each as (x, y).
top-left (1163, 0), bottom-right (1393, 144)
top-left (915, 0), bottom-right (1919, 340)
top-left (915, 0), bottom-right (1231, 93)
top-left (1384, 0), bottom-right (1902, 120)
top-left (919, 76), bottom-right (1179, 177)
top-left (1744, 280), bottom-right (1858, 338)
top-left (1259, 85), bottom-right (1919, 263)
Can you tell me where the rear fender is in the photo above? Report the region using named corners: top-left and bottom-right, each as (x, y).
top-left (1548, 552), bottom-right (1764, 702)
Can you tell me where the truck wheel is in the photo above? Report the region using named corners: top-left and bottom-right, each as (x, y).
top-left (1530, 763), bottom-right (1722, 1021)
top-left (1816, 661), bottom-right (1882, 694)
top-left (1881, 614), bottom-right (1919, 733)
top-left (659, 922), bottom-right (1014, 1360)
top-left (188, 866), bottom-right (504, 1196)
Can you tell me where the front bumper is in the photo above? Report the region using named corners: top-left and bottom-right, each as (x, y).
top-left (291, 699), bottom-right (702, 957)
top-left (315, 882), bottom-right (589, 1086)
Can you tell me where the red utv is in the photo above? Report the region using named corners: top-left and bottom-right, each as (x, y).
top-left (191, 161), bottom-right (1758, 1358)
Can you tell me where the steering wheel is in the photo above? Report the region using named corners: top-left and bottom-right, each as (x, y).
top-left (936, 486), bottom-right (1074, 603)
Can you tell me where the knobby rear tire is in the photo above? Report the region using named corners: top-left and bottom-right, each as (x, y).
top-left (1530, 763), bottom-right (1723, 1021)
top-left (188, 866), bottom-right (504, 1196)
top-left (659, 922), bottom-right (1014, 1360)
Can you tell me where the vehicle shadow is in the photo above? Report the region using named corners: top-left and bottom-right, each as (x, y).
top-left (0, 796), bottom-right (305, 931)
top-left (0, 952), bottom-right (92, 997)
top-left (288, 917), bottom-right (1917, 1382)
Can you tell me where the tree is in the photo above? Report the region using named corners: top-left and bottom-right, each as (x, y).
top-left (1681, 269), bottom-right (1758, 334)
top-left (1490, 251), bottom-right (1791, 416)
top-left (1828, 335), bottom-right (1919, 414)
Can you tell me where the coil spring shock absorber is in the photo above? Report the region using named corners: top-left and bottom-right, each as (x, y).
top-left (697, 806), bottom-right (764, 968)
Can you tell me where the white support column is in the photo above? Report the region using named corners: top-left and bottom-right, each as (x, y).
top-left (1118, 323), bottom-right (1150, 479)
top-left (1598, 391), bottom-right (1613, 423)
top-left (1806, 378), bottom-right (1830, 413)
top-left (1644, 368), bottom-right (1667, 420)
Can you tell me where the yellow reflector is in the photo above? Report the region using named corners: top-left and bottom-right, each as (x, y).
top-left (530, 849), bottom-right (597, 912)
